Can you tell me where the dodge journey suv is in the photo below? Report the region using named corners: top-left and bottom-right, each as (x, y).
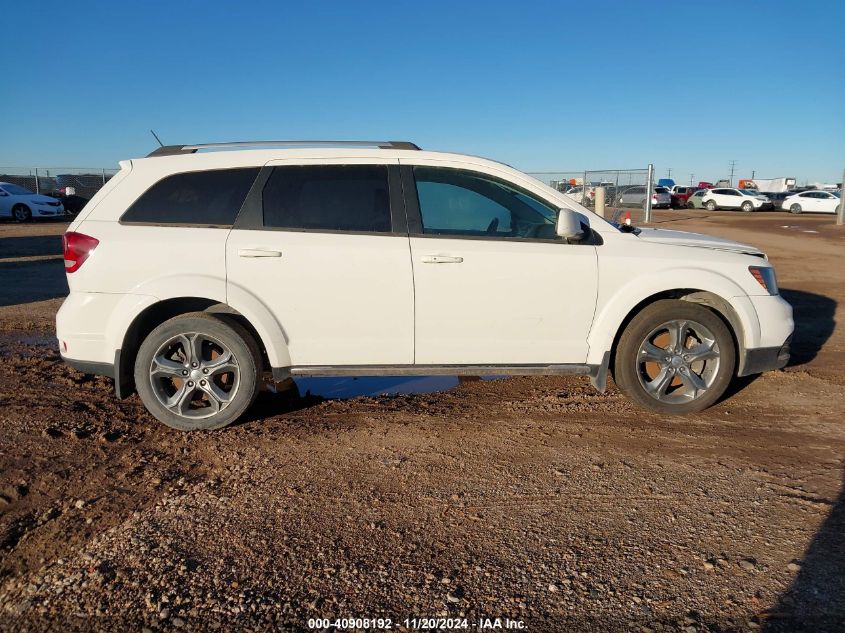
top-left (57, 140), bottom-right (793, 431)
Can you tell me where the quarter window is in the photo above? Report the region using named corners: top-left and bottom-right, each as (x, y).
top-left (413, 167), bottom-right (558, 239)
top-left (121, 168), bottom-right (259, 225)
top-left (262, 165), bottom-right (392, 232)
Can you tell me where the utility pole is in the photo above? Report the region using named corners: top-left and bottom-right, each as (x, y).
top-left (667, 168), bottom-right (672, 179)
top-left (752, 170), bottom-right (756, 179)
top-left (729, 160), bottom-right (737, 186)
top-left (689, 173), bottom-right (694, 186)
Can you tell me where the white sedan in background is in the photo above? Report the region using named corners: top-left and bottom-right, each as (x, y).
top-left (0, 182), bottom-right (65, 221)
top-left (701, 188), bottom-right (772, 212)
top-left (782, 190), bottom-right (841, 214)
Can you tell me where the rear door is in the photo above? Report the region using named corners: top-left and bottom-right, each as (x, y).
top-left (226, 159), bottom-right (414, 367)
top-left (401, 161), bottom-right (598, 365)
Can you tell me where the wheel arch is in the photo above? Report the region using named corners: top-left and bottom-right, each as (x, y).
top-left (114, 291), bottom-right (290, 398)
top-left (604, 289), bottom-right (745, 379)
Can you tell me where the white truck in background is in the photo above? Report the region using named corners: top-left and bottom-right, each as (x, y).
top-left (748, 177), bottom-right (796, 193)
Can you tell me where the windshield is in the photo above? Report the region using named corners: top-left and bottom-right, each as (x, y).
top-left (0, 184), bottom-right (34, 195)
top-left (741, 189), bottom-right (761, 196)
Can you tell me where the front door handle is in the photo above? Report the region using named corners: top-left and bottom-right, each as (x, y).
top-left (238, 248), bottom-right (282, 258)
top-left (421, 255), bottom-right (463, 264)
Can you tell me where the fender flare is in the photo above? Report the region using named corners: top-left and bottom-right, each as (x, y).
top-left (108, 275), bottom-right (292, 372)
top-left (586, 268), bottom-right (760, 367)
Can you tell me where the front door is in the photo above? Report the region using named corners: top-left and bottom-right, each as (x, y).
top-left (402, 163), bottom-right (598, 365)
top-left (226, 159), bottom-right (414, 367)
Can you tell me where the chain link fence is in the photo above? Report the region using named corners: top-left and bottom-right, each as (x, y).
top-left (0, 166), bottom-right (117, 205)
top-left (527, 169), bottom-right (651, 208)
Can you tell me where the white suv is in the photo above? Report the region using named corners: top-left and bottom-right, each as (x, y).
top-left (57, 140), bottom-right (793, 431)
top-left (702, 188), bottom-right (773, 212)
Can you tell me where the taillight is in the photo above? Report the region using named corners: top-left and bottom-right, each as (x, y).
top-left (62, 232), bottom-right (99, 273)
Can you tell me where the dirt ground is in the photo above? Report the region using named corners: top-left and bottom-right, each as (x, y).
top-left (1, 210), bottom-right (843, 632)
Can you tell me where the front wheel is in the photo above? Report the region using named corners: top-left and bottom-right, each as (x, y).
top-left (789, 203), bottom-right (802, 214)
top-left (134, 312), bottom-right (262, 431)
top-left (705, 200), bottom-right (717, 211)
top-left (12, 204), bottom-right (32, 222)
top-left (741, 201), bottom-right (754, 212)
top-left (614, 300), bottom-right (736, 414)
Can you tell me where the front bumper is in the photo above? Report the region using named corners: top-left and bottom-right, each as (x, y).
top-left (738, 334), bottom-right (791, 377)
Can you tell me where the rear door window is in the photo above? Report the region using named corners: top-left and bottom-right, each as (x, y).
top-left (121, 168), bottom-right (259, 225)
top-left (261, 165), bottom-right (392, 233)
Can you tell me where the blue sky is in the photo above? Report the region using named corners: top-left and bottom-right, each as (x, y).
top-left (1, 0), bottom-right (843, 183)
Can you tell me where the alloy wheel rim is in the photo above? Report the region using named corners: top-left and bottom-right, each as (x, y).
top-left (636, 319), bottom-right (721, 404)
top-left (149, 332), bottom-right (240, 419)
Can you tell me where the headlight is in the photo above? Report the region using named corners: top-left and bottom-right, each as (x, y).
top-left (749, 266), bottom-right (778, 295)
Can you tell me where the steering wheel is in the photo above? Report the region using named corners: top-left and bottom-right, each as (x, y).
top-left (485, 217), bottom-right (499, 234)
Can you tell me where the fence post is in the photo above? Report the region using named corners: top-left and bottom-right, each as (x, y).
top-left (837, 168), bottom-right (845, 226)
top-left (35, 168), bottom-right (40, 194)
top-left (645, 164), bottom-right (655, 223)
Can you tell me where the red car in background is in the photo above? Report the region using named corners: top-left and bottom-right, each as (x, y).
top-left (670, 185), bottom-right (696, 208)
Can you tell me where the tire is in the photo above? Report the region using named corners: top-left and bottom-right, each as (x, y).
top-left (705, 200), bottom-right (717, 211)
top-left (613, 300), bottom-right (736, 415)
top-left (789, 203), bottom-right (802, 214)
top-left (134, 312), bottom-right (262, 431)
top-left (741, 201), bottom-right (754, 213)
top-left (12, 204), bottom-right (31, 222)
top-left (687, 200), bottom-right (695, 209)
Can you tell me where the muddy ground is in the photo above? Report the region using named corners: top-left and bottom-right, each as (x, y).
top-left (0, 211), bottom-right (843, 632)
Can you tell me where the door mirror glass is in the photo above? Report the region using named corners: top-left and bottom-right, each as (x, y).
top-left (556, 208), bottom-right (584, 241)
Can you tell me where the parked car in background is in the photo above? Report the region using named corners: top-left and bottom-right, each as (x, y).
top-left (766, 191), bottom-right (796, 209)
top-left (56, 174), bottom-right (112, 201)
top-left (617, 185), bottom-right (672, 208)
top-left (563, 186), bottom-right (588, 205)
top-left (701, 188), bottom-right (773, 212)
top-left (687, 189), bottom-right (708, 208)
top-left (782, 190), bottom-right (842, 214)
top-left (47, 191), bottom-right (89, 215)
top-left (697, 181), bottom-right (714, 190)
top-left (0, 182), bottom-right (65, 221)
top-left (669, 185), bottom-right (695, 208)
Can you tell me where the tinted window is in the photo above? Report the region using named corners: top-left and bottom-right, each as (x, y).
top-left (262, 165), bottom-right (391, 232)
top-left (654, 187), bottom-right (669, 193)
top-left (413, 167), bottom-right (558, 239)
top-left (122, 168), bottom-right (259, 225)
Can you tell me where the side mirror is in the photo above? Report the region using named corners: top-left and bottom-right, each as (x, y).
top-left (556, 208), bottom-right (585, 241)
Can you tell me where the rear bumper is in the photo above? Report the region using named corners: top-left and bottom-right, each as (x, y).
top-left (738, 335), bottom-right (791, 377)
top-left (62, 354), bottom-right (115, 379)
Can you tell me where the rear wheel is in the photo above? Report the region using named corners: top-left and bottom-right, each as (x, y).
top-left (789, 203), bottom-right (802, 214)
top-left (741, 201), bottom-right (754, 212)
top-left (12, 204), bottom-right (31, 222)
top-left (134, 312), bottom-right (262, 431)
top-left (614, 300), bottom-right (736, 414)
top-left (687, 200), bottom-right (695, 209)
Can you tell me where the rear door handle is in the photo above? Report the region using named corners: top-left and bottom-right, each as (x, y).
top-left (421, 255), bottom-right (463, 264)
top-left (238, 248), bottom-right (282, 258)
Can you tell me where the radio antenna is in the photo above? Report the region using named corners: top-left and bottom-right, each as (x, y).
top-left (150, 129), bottom-right (164, 147)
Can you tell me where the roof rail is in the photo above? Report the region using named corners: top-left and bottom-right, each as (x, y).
top-left (146, 140), bottom-right (421, 158)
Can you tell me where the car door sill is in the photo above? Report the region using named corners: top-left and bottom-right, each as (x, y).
top-left (274, 364), bottom-right (592, 378)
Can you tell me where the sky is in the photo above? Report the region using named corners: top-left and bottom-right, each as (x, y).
top-left (1, 0), bottom-right (843, 184)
